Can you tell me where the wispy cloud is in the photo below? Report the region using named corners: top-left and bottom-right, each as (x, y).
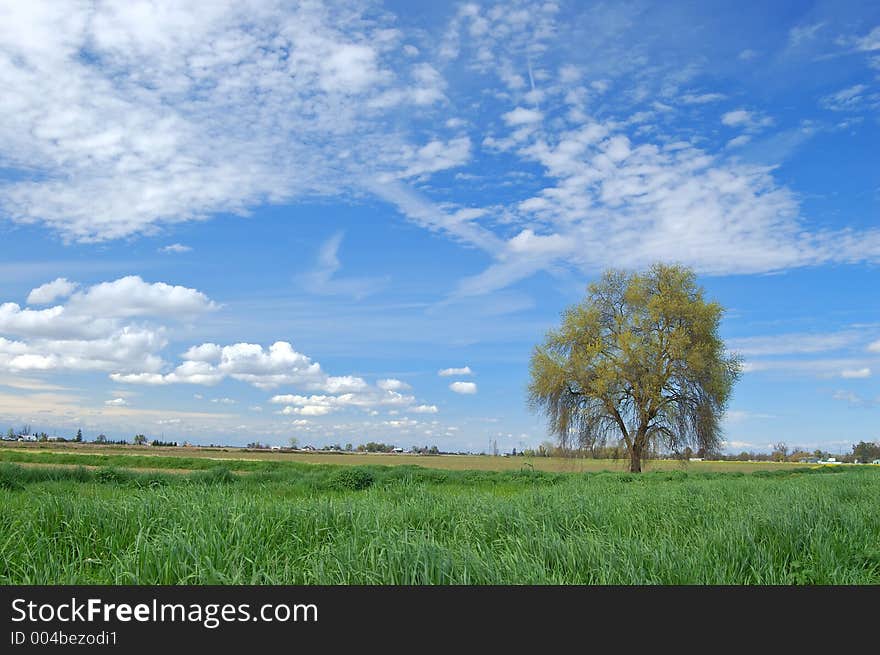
top-left (820, 84), bottom-right (872, 112)
top-left (2, 0), bottom-right (880, 300)
top-left (438, 366), bottom-right (472, 377)
top-left (727, 331), bottom-right (860, 356)
top-left (159, 243), bottom-right (192, 254)
top-left (298, 232), bottom-right (389, 299)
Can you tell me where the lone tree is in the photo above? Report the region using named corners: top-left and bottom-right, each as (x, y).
top-left (529, 264), bottom-right (741, 472)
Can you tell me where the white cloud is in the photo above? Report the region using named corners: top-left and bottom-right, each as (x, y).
top-left (853, 26), bottom-right (880, 52)
top-left (680, 93), bottom-right (726, 105)
top-left (788, 22), bottom-right (825, 48)
top-left (132, 341), bottom-right (324, 389)
top-left (270, 385), bottom-right (418, 416)
top-left (721, 109), bottom-right (773, 130)
top-left (820, 85), bottom-right (869, 112)
top-left (1, 277), bottom-right (390, 408)
top-left (159, 243), bottom-right (192, 254)
top-left (721, 110), bottom-right (751, 127)
top-left (409, 404), bottom-right (439, 414)
top-left (284, 405), bottom-right (333, 417)
top-left (727, 332), bottom-right (858, 356)
top-left (104, 397), bottom-right (128, 406)
top-left (832, 390), bottom-right (873, 407)
top-left (438, 366), bottom-right (472, 376)
top-left (868, 339), bottom-right (880, 353)
top-left (741, 358), bottom-right (877, 378)
top-left (393, 137), bottom-right (472, 180)
top-left (464, 114), bottom-right (880, 294)
top-left (66, 276), bottom-right (217, 318)
top-left (502, 107), bottom-right (544, 126)
top-left (725, 135), bottom-right (752, 149)
top-left (182, 343), bottom-right (222, 362)
top-left (0, 276), bottom-right (216, 376)
top-left (26, 278), bottom-right (78, 305)
top-left (841, 367), bottom-right (871, 379)
top-left (211, 397), bottom-right (237, 405)
top-left (724, 410), bottom-right (775, 423)
top-left (449, 381), bottom-right (477, 394)
top-left (377, 378), bottom-right (411, 391)
top-left (1, 0), bottom-right (878, 313)
top-left (299, 232), bottom-right (389, 299)
top-left (0, 1), bottom-right (451, 242)
top-left (323, 376), bottom-right (370, 393)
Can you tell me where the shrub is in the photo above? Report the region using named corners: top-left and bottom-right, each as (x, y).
top-left (95, 467), bottom-right (127, 484)
top-left (329, 467), bottom-right (375, 491)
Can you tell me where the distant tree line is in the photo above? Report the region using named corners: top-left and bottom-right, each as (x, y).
top-left (514, 438), bottom-right (880, 463)
top-left (4, 425), bottom-right (877, 463)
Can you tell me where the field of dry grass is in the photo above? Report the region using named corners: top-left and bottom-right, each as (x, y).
top-left (0, 441), bottom-right (809, 473)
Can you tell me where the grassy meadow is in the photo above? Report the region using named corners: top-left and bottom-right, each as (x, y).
top-left (1, 454), bottom-right (878, 585)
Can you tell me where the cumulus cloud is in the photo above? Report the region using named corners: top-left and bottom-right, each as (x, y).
top-left (0, 276), bottom-right (217, 376)
top-left (104, 397), bottom-right (128, 406)
top-left (66, 276), bottom-right (217, 318)
top-left (449, 381), bottom-right (477, 394)
top-left (502, 107), bottom-right (544, 126)
top-left (438, 366), bottom-right (472, 376)
top-left (377, 378), bottom-right (411, 391)
top-left (409, 404), bottom-right (439, 414)
top-left (1, 277), bottom-right (399, 417)
top-left (840, 367), bottom-right (871, 379)
top-left (119, 341), bottom-right (325, 390)
top-left (26, 278), bottom-right (78, 305)
top-left (270, 385), bottom-right (419, 416)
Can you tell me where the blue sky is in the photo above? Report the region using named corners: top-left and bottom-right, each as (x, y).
top-left (0, 0), bottom-right (878, 453)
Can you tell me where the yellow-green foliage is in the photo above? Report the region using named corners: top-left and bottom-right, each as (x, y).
top-left (530, 264), bottom-right (741, 470)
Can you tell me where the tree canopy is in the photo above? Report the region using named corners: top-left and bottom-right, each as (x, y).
top-left (528, 263), bottom-right (741, 472)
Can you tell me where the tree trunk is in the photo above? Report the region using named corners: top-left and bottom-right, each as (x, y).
top-left (629, 443), bottom-right (642, 473)
top-left (629, 425), bottom-right (647, 473)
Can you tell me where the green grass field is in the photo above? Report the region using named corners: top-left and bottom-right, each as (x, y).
top-left (1, 459), bottom-right (877, 584)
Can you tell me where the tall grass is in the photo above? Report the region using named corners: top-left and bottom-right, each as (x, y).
top-left (0, 463), bottom-right (877, 584)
